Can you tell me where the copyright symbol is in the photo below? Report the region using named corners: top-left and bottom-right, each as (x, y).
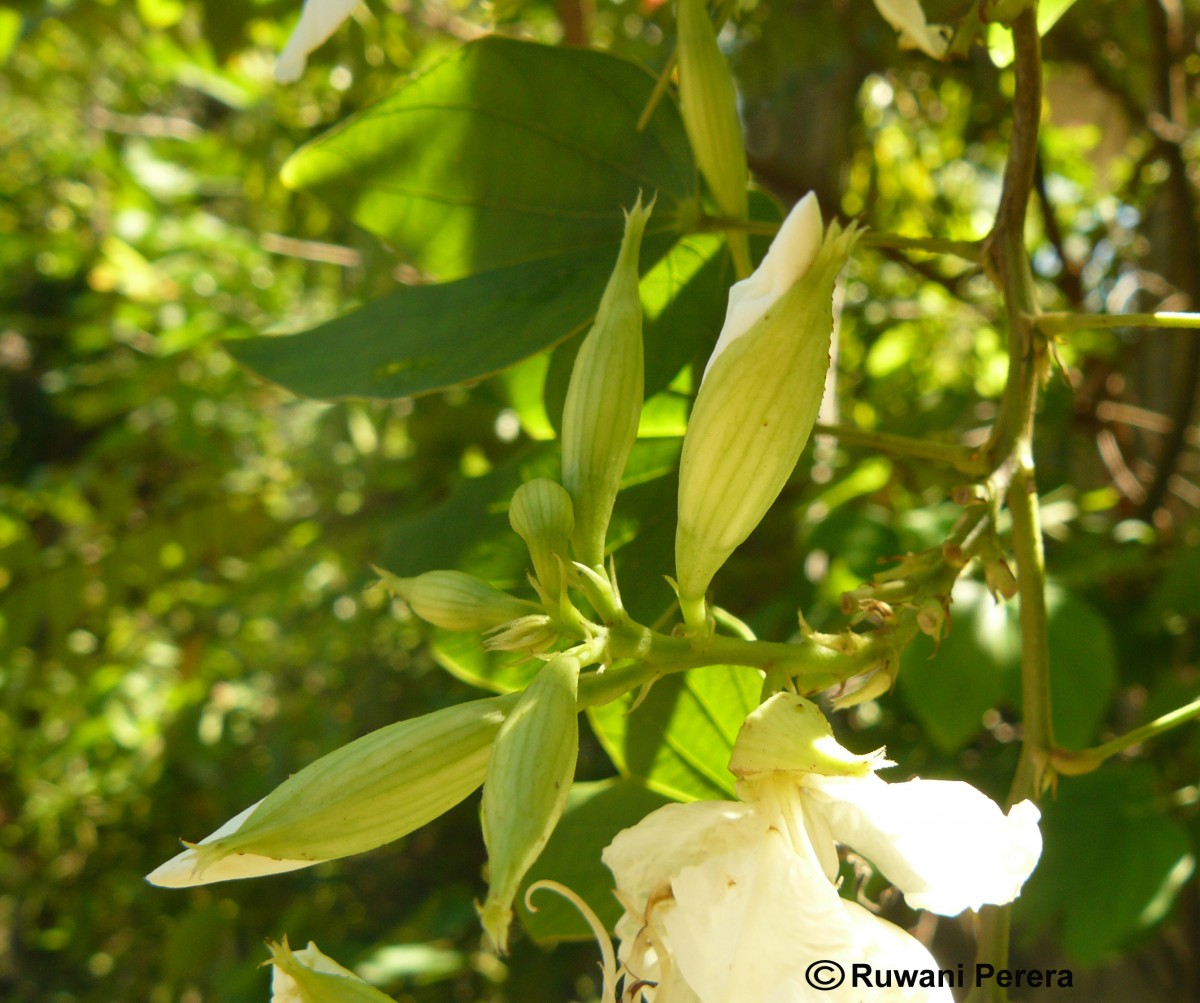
top-left (805, 960), bottom-right (845, 991)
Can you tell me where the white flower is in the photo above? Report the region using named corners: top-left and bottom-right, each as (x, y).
top-left (872, 0), bottom-right (951, 60)
top-left (602, 694), bottom-right (1042, 1002)
top-left (275, 0), bottom-right (361, 83)
top-left (701, 192), bottom-right (822, 381)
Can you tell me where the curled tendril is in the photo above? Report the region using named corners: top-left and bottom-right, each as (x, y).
top-left (525, 880), bottom-right (618, 1002)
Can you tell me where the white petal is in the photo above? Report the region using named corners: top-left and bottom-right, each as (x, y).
top-left (662, 825), bottom-right (856, 1003)
top-left (145, 800), bottom-right (317, 887)
top-left (872, 0), bottom-right (950, 59)
top-left (840, 901), bottom-right (955, 1003)
top-left (702, 192), bottom-right (823, 380)
top-left (275, 0), bottom-right (361, 84)
top-left (808, 776), bottom-right (1043, 915)
top-left (603, 800), bottom-right (759, 906)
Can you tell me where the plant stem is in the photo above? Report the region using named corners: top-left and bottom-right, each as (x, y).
top-left (1052, 695), bottom-right (1200, 775)
top-left (814, 422), bottom-right (988, 475)
top-left (1037, 311), bottom-right (1200, 334)
top-left (860, 231), bottom-right (983, 262)
top-left (970, 10), bottom-right (1049, 1002)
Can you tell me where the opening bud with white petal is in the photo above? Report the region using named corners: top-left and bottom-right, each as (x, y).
top-left (479, 654), bottom-right (580, 953)
top-left (376, 567), bottom-right (539, 632)
top-left (675, 195), bottom-right (858, 626)
top-left (676, 0), bottom-right (751, 275)
top-left (872, 0), bottom-right (952, 59)
top-left (508, 479), bottom-right (575, 602)
top-left (268, 938), bottom-right (396, 1003)
top-left (275, 0), bottom-right (361, 84)
top-left (146, 694), bottom-right (515, 887)
top-left (561, 195), bottom-right (652, 569)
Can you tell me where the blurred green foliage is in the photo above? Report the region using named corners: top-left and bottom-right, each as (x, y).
top-left (2, 1), bottom-right (1199, 1001)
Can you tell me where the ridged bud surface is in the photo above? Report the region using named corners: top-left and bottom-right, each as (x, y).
top-left (561, 196), bottom-right (652, 568)
top-left (508, 479), bottom-right (575, 600)
top-left (675, 199), bottom-right (858, 611)
top-left (268, 938), bottom-right (395, 1003)
top-left (378, 568), bottom-right (538, 632)
top-left (146, 694), bottom-right (516, 886)
top-left (479, 655), bottom-right (580, 953)
top-left (676, 0), bottom-right (750, 274)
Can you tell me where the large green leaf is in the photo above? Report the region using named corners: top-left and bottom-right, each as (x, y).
top-left (589, 663), bottom-right (761, 801)
top-left (227, 239), bottom-right (672, 402)
top-left (1017, 766), bottom-right (1195, 964)
top-left (280, 36), bottom-right (695, 279)
top-left (517, 778), bottom-right (672, 941)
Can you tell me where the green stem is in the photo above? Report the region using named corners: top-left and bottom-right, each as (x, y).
top-left (814, 422), bottom-right (988, 475)
top-left (860, 231), bottom-right (983, 262)
top-left (1052, 695), bottom-right (1200, 775)
top-left (1037, 310), bottom-right (1200, 334)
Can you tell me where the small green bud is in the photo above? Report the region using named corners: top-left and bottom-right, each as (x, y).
top-left (508, 479), bottom-right (575, 601)
top-left (377, 568), bottom-right (539, 632)
top-left (146, 695), bottom-right (516, 887)
top-left (479, 655), bottom-right (580, 953)
top-left (675, 196), bottom-right (858, 623)
top-left (268, 938), bottom-right (396, 1003)
top-left (676, 0), bottom-right (751, 274)
top-left (730, 692), bottom-right (891, 782)
top-left (561, 196), bottom-right (652, 569)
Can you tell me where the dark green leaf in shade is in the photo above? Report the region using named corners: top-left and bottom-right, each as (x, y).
top-left (517, 779), bottom-right (672, 942)
top-left (898, 579), bottom-right (1020, 754)
top-left (279, 36), bottom-right (696, 279)
top-left (228, 241), bottom-right (670, 402)
top-left (1016, 766), bottom-right (1195, 964)
top-left (589, 664), bottom-right (761, 802)
top-left (1042, 588), bottom-right (1117, 750)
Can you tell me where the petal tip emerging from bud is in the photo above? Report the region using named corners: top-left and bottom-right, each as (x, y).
top-left (872, 0), bottom-right (952, 60)
top-left (703, 192), bottom-right (824, 381)
top-left (145, 801), bottom-right (313, 888)
top-left (275, 0), bottom-right (362, 84)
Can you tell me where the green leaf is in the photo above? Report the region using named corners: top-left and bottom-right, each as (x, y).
top-left (517, 778), bottom-right (672, 941)
top-left (227, 241), bottom-right (671, 402)
top-left (1017, 766), bottom-right (1195, 964)
top-left (280, 36), bottom-right (696, 280)
top-left (1043, 588), bottom-right (1117, 750)
top-left (429, 629), bottom-right (542, 693)
top-left (898, 579), bottom-right (1020, 754)
top-left (988, 0), bottom-right (1078, 67)
top-left (589, 663), bottom-right (760, 801)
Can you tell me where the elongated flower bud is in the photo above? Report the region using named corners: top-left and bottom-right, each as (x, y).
top-left (561, 196), bottom-right (652, 568)
top-left (146, 694), bottom-right (516, 887)
top-left (508, 479), bottom-right (575, 601)
top-left (676, 0), bottom-right (750, 275)
top-left (675, 195), bottom-right (858, 625)
top-left (268, 938), bottom-right (396, 1003)
top-left (376, 568), bottom-right (539, 632)
top-left (479, 655), bottom-right (580, 953)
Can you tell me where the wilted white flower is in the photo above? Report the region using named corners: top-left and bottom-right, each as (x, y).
top-left (872, 0), bottom-right (951, 60)
top-left (276, 0), bottom-right (361, 83)
top-left (603, 694), bottom-right (1042, 1002)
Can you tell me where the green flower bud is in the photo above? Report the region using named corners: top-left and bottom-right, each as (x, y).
top-left (268, 938), bottom-right (396, 1003)
top-left (508, 479), bottom-right (575, 601)
top-left (675, 195), bottom-right (859, 625)
top-left (376, 567), bottom-right (539, 632)
top-left (730, 692), bottom-right (890, 782)
top-left (146, 694), bottom-right (516, 887)
top-left (676, 0), bottom-right (750, 275)
top-left (561, 196), bottom-right (652, 569)
top-left (478, 654), bottom-right (580, 953)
